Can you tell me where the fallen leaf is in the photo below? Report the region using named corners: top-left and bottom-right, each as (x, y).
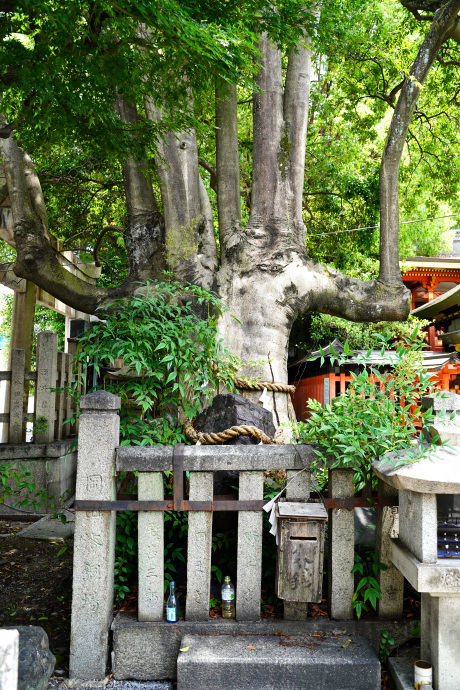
top-left (179, 646), bottom-right (190, 652)
top-left (246, 646), bottom-right (257, 650)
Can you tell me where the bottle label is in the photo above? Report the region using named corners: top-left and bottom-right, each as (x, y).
top-left (166, 606), bottom-right (177, 622)
top-left (222, 592), bottom-right (234, 601)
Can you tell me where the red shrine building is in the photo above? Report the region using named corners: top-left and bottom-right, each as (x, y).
top-left (289, 236), bottom-right (460, 421)
top-left (402, 245), bottom-right (460, 350)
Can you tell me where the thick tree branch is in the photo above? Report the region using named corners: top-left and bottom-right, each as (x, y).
top-left (215, 82), bottom-right (242, 261)
top-left (0, 132), bottom-right (116, 312)
top-left (197, 156), bottom-right (217, 191)
top-left (93, 225), bottom-right (124, 267)
top-left (284, 258), bottom-right (411, 325)
top-left (115, 94), bottom-right (166, 280)
top-left (144, 95), bottom-right (218, 288)
top-left (379, 0), bottom-right (460, 287)
top-left (250, 34), bottom-right (286, 227)
top-left (284, 32), bottom-right (314, 245)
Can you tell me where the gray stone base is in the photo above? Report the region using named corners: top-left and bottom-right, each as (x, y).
top-left (177, 633), bottom-right (380, 690)
top-left (0, 440), bottom-right (77, 517)
top-left (111, 612), bottom-right (416, 681)
top-left (388, 649), bottom-right (419, 690)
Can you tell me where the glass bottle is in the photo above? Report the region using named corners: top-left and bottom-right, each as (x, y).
top-left (221, 575), bottom-right (235, 619)
top-left (166, 581), bottom-right (178, 622)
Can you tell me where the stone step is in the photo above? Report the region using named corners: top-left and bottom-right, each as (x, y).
top-left (176, 632), bottom-right (380, 690)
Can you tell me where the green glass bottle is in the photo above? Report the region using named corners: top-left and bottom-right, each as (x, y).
top-left (166, 581), bottom-right (178, 622)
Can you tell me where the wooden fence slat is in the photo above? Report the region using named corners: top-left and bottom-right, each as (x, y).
top-left (186, 471), bottom-right (213, 620)
top-left (138, 472), bottom-right (164, 621)
top-left (236, 471), bottom-right (263, 621)
top-left (9, 349), bottom-right (25, 444)
top-left (35, 331), bottom-right (58, 443)
top-left (284, 468), bottom-right (311, 621)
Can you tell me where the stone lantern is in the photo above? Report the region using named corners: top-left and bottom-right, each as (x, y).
top-left (373, 392), bottom-right (460, 690)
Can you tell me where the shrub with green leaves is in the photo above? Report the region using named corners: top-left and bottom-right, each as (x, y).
top-left (293, 329), bottom-right (446, 491)
top-left (351, 550), bottom-right (386, 619)
top-left (0, 462), bottom-right (51, 512)
top-left (69, 278), bottom-right (237, 446)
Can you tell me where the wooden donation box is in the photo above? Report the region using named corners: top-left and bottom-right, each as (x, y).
top-left (275, 502), bottom-right (327, 604)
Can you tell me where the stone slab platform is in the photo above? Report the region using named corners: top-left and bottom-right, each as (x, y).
top-left (388, 648), bottom-right (419, 690)
top-left (111, 612), bottom-right (415, 681)
top-left (18, 510), bottom-right (75, 542)
top-left (176, 633), bottom-right (380, 690)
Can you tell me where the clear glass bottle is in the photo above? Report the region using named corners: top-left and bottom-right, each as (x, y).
top-left (166, 581), bottom-right (178, 622)
top-left (221, 575), bottom-right (235, 619)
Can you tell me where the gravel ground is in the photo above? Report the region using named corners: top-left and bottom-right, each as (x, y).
top-left (48, 679), bottom-right (174, 690)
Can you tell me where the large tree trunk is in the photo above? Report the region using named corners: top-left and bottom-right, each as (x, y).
top-left (2, 1), bottom-right (460, 434)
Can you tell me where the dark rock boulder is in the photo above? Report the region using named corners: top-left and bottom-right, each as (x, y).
top-left (194, 393), bottom-right (275, 445)
top-left (3, 626), bottom-right (55, 690)
top-left (194, 393), bottom-right (275, 495)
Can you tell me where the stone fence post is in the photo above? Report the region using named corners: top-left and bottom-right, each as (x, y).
top-left (376, 480), bottom-right (404, 618)
top-left (328, 468), bottom-right (355, 619)
top-left (69, 390), bottom-right (121, 681)
top-left (35, 330), bottom-right (58, 444)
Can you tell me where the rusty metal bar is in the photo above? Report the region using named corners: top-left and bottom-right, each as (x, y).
top-left (173, 443), bottom-right (185, 511)
top-left (74, 499), bottom-right (265, 511)
top-left (74, 495), bottom-right (397, 512)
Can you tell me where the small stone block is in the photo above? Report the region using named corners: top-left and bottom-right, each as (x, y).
top-left (176, 633), bottom-right (380, 690)
top-left (398, 490), bottom-right (437, 564)
top-left (428, 423), bottom-right (460, 445)
top-left (80, 390), bottom-right (121, 411)
top-left (422, 392), bottom-right (460, 411)
top-left (3, 626), bottom-right (55, 690)
top-left (388, 653), bottom-right (419, 690)
top-left (0, 629), bottom-right (19, 690)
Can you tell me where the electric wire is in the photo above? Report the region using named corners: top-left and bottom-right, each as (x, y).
top-left (5, 212), bottom-right (458, 268)
top-left (306, 213), bottom-right (460, 239)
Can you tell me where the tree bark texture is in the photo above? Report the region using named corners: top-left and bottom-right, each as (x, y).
top-left (2, 4), bottom-right (459, 428)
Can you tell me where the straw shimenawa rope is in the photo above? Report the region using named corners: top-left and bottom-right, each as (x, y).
top-left (183, 375), bottom-right (296, 445)
top-left (184, 420), bottom-right (276, 445)
top-left (232, 377), bottom-right (295, 394)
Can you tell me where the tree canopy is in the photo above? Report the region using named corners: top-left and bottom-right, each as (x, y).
top-left (1, 0), bottom-right (460, 407)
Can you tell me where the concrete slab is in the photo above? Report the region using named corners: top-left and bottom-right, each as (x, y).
top-left (111, 611), bottom-right (416, 681)
top-left (18, 513), bottom-right (74, 542)
top-left (176, 632), bottom-right (380, 690)
top-left (388, 648), bottom-right (419, 690)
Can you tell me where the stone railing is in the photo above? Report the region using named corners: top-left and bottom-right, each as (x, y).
top-left (69, 390), bottom-right (404, 681)
top-left (0, 330), bottom-right (77, 444)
